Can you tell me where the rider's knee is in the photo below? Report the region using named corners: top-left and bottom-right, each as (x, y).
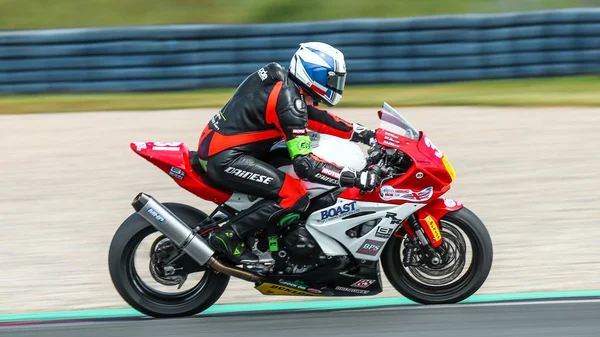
top-left (289, 193), bottom-right (310, 213)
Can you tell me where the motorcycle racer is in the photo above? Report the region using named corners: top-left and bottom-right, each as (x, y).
top-left (197, 42), bottom-right (380, 264)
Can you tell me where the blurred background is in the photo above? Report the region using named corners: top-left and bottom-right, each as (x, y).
top-left (0, 0), bottom-right (599, 325)
top-left (0, 0), bottom-right (599, 29)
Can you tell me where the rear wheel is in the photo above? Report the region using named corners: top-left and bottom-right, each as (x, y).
top-left (108, 203), bottom-right (229, 318)
top-left (381, 206), bottom-right (493, 304)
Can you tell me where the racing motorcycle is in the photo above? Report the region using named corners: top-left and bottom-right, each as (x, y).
top-left (108, 102), bottom-right (493, 318)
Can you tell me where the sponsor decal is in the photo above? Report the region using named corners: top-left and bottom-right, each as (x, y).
top-left (382, 140), bottom-right (399, 147)
top-left (320, 167), bottom-right (341, 179)
top-left (380, 131), bottom-right (402, 147)
top-left (335, 286), bottom-right (370, 295)
top-left (258, 67), bottom-right (269, 81)
top-left (225, 167), bottom-right (274, 185)
top-left (154, 142), bottom-right (181, 147)
top-left (133, 142), bottom-right (147, 151)
top-left (169, 166), bottom-right (184, 180)
top-left (315, 173), bottom-right (338, 185)
top-left (298, 140), bottom-right (311, 150)
top-left (385, 212), bottom-right (402, 225)
top-left (255, 282), bottom-right (321, 296)
top-left (278, 279), bottom-right (323, 294)
top-left (443, 199), bottom-right (462, 208)
top-left (444, 199), bottom-right (456, 207)
top-left (375, 226), bottom-right (393, 239)
top-left (424, 216), bottom-right (442, 242)
top-left (356, 239), bottom-right (385, 256)
top-left (210, 115), bottom-right (220, 130)
top-left (152, 142), bottom-right (182, 151)
top-left (210, 111), bottom-right (226, 131)
top-left (379, 185), bottom-right (433, 202)
top-left (384, 131), bottom-right (400, 139)
top-left (146, 208), bottom-right (165, 223)
top-left (292, 128), bottom-right (307, 134)
top-left (350, 279), bottom-right (376, 289)
top-left (320, 201), bottom-right (358, 221)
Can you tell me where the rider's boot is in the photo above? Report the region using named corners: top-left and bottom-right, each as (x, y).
top-left (208, 225), bottom-right (259, 265)
top-left (208, 197), bottom-right (309, 265)
top-left (207, 199), bottom-right (282, 265)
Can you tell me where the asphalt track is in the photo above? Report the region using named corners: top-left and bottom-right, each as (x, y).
top-left (3, 299), bottom-right (599, 337)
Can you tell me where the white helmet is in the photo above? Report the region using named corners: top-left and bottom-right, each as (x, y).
top-left (288, 42), bottom-right (347, 107)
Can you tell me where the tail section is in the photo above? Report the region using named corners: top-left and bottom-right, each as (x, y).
top-left (130, 142), bottom-right (232, 204)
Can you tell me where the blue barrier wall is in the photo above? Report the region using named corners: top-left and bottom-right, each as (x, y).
top-left (0, 8), bottom-right (599, 93)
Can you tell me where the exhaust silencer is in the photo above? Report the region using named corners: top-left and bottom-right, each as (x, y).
top-left (132, 192), bottom-right (215, 265)
top-left (131, 192), bottom-right (263, 282)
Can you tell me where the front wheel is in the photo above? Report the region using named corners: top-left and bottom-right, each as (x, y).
top-left (108, 203), bottom-right (230, 318)
top-left (381, 206), bottom-right (493, 304)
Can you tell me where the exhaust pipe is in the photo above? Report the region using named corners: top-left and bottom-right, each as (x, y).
top-left (205, 258), bottom-right (263, 282)
top-left (131, 192), bottom-right (262, 282)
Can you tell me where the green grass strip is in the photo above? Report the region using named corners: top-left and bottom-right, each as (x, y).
top-left (0, 1), bottom-right (589, 30)
top-left (1, 76), bottom-right (598, 115)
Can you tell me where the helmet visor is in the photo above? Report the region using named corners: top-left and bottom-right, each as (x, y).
top-left (326, 71), bottom-right (346, 94)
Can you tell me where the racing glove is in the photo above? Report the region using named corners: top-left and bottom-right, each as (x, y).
top-left (356, 168), bottom-right (381, 192)
top-left (339, 166), bottom-right (381, 192)
top-left (350, 124), bottom-right (377, 146)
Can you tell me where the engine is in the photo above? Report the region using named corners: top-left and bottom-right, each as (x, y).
top-left (274, 190), bottom-right (350, 273)
top-left (283, 226), bottom-right (320, 264)
top-left (264, 225), bottom-right (321, 274)
top-left (247, 191), bottom-right (345, 274)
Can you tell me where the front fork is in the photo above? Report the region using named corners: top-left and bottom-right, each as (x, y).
top-left (396, 213), bottom-right (446, 267)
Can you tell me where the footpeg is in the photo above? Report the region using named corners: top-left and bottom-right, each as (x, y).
top-left (243, 237), bottom-right (276, 271)
top-left (243, 257), bottom-right (275, 270)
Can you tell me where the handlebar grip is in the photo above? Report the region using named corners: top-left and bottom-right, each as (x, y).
top-left (369, 164), bottom-right (388, 177)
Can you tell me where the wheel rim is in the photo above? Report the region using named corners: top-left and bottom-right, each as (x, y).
top-left (126, 229), bottom-right (211, 305)
top-left (398, 218), bottom-right (479, 293)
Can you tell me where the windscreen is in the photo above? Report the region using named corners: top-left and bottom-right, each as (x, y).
top-left (378, 102), bottom-right (420, 140)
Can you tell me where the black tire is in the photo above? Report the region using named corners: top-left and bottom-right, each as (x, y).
top-left (381, 206), bottom-right (493, 304)
top-left (108, 203), bottom-right (230, 318)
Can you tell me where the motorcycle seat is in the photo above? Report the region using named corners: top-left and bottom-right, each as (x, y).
top-left (189, 151), bottom-right (205, 176)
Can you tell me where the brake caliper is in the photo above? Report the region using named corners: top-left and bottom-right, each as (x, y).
top-left (402, 239), bottom-right (424, 267)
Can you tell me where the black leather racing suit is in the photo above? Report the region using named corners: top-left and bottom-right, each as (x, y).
top-left (197, 62), bottom-right (373, 251)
